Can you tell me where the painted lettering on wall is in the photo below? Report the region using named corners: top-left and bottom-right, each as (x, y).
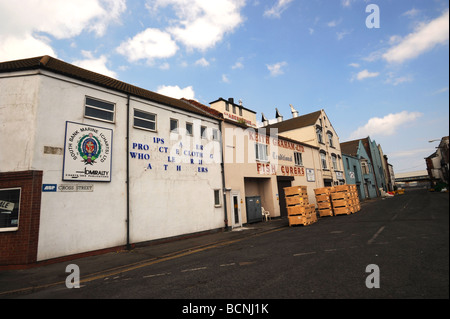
top-left (130, 139), bottom-right (210, 173)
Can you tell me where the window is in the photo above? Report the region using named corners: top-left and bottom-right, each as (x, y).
top-left (320, 152), bottom-right (327, 169)
top-left (0, 188), bottom-right (21, 232)
top-left (255, 143), bottom-right (269, 162)
top-left (133, 109), bottom-right (156, 131)
top-left (316, 126), bottom-right (323, 144)
top-left (214, 189), bottom-right (221, 207)
top-left (332, 154), bottom-right (338, 170)
top-left (239, 107), bottom-right (243, 116)
top-left (294, 152), bottom-right (303, 166)
top-left (212, 129), bottom-right (219, 141)
top-left (84, 96), bottom-right (115, 122)
top-left (361, 161), bottom-right (370, 174)
top-left (327, 132), bottom-right (334, 147)
top-left (186, 122), bottom-right (193, 136)
top-left (201, 126), bottom-right (207, 139)
top-left (170, 119), bottom-right (178, 133)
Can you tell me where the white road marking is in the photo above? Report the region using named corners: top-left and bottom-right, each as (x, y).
top-left (368, 226), bottom-right (385, 245)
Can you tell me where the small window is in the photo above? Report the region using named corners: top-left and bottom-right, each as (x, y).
top-left (212, 129), bottom-right (219, 141)
top-left (170, 119), bottom-right (178, 133)
top-left (320, 152), bottom-right (327, 169)
top-left (0, 188), bottom-right (21, 232)
top-left (332, 154), bottom-right (338, 170)
top-left (214, 189), bottom-right (221, 207)
top-left (85, 96), bottom-right (115, 123)
top-left (316, 126), bottom-right (323, 144)
top-left (255, 143), bottom-right (269, 162)
top-left (201, 126), bottom-right (207, 139)
top-left (186, 122), bottom-right (193, 136)
top-left (294, 152), bottom-right (303, 166)
top-left (239, 107), bottom-right (243, 116)
top-left (134, 109), bottom-right (156, 131)
top-left (327, 132), bottom-right (334, 147)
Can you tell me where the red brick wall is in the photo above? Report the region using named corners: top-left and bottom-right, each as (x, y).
top-left (0, 171), bottom-right (43, 266)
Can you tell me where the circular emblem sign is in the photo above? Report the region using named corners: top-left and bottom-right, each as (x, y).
top-left (78, 133), bottom-right (102, 165)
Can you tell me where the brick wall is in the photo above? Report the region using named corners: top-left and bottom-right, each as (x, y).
top-left (0, 171), bottom-right (43, 266)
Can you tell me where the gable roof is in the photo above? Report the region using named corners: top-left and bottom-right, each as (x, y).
top-left (0, 56), bottom-right (218, 121)
top-left (262, 110), bottom-right (322, 133)
top-left (340, 139), bottom-right (361, 157)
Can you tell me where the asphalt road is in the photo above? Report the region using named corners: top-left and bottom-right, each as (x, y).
top-left (8, 189), bottom-right (449, 303)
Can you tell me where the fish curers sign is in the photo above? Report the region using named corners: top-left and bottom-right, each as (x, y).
top-left (63, 121), bottom-right (113, 182)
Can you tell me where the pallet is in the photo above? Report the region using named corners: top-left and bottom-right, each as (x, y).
top-left (285, 195), bottom-right (309, 206)
top-left (317, 201), bottom-right (332, 209)
top-left (333, 207), bottom-right (351, 215)
top-left (318, 208), bottom-right (333, 217)
top-left (287, 204), bottom-right (311, 216)
top-left (288, 214), bottom-right (317, 226)
top-left (284, 186), bottom-right (307, 197)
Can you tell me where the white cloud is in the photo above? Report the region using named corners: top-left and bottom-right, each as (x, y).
top-left (156, 85), bottom-right (195, 99)
top-left (116, 28), bottom-right (179, 63)
top-left (222, 74), bottom-right (230, 83)
top-left (0, 0), bottom-right (126, 61)
top-left (433, 87), bottom-right (449, 95)
top-left (349, 63), bottom-right (360, 68)
top-left (355, 69), bottom-right (380, 81)
top-left (383, 9), bottom-right (449, 63)
top-left (232, 61), bottom-right (244, 69)
top-left (264, 0), bottom-right (294, 19)
top-left (195, 57), bottom-right (210, 67)
top-left (384, 72), bottom-right (413, 86)
top-left (267, 61), bottom-right (288, 77)
top-left (73, 51), bottom-right (117, 78)
top-left (148, 0), bottom-right (246, 51)
top-left (0, 34), bottom-right (57, 62)
top-left (349, 111), bottom-right (423, 139)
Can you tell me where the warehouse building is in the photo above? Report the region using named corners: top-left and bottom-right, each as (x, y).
top-left (0, 56), bottom-right (225, 266)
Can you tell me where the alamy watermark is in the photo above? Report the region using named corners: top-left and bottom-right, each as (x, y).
top-left (65, 264), bottom-right (80, 289)
top-left (365, 264), bottom-right (380, 288)
top-left (366, 4), bottom-right (380, 29)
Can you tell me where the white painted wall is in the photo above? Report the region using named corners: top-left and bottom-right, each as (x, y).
top-left (1, 70), bottom-right (224, 261)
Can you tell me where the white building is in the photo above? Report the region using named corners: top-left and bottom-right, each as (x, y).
top-left (0, 56), bottom-right (224, 266)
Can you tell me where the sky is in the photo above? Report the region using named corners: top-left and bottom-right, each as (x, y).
top-left (0, 0), bottom-right (448, 174)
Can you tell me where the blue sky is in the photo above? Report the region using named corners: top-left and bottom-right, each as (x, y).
top-left (1, 0), bottom-right (448, 174)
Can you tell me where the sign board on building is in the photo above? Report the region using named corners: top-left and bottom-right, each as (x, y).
top-left (63, 121), bottom-right (113, 182)
top-left (306, 168), bottom-right (315, 182)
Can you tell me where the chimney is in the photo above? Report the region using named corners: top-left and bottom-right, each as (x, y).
top-left (290, 104), bottom-right (299, 118)
top-left (275, 108), bottom-right (283, 122)
top-left (261, 113), bottom-right (268, 126)
top-left (228, 97), bottom-right (234, 105)
top-left (239, 99), bottom-right (243, 106)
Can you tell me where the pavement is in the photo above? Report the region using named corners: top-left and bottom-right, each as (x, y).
top-left (0, 217), bottom-right (289, 298)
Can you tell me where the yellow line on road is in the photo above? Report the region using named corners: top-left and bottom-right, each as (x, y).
top-left (0, 227), bottom-right (285, 296)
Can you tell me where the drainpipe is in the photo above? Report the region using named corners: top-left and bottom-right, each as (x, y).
top-left (219, 120), bottom-right (229, 231)
top-left (126, 95), bottom-right (131, 250)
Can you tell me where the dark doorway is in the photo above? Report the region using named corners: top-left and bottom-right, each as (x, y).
top-left (277, 176), bottom-right (294, 217)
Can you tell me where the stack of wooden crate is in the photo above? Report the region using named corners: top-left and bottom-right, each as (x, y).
top-left (284, 186), bottom-right (317, 226)
top-left (314, 187), bottom-right (334, 217)
top-left (330, 185), bottom-right (352, 215)
top-left (348, 184), bottom-right (360, 213)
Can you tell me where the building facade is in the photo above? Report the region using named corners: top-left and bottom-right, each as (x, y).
top-left (207, 99), bottom-right (324, 228)
top-left (262, 107), bottom-right (346, 187)
top-left (340, 139), bottom-right (378, 200)
top-left (0, 56), bottom-right (225, 266)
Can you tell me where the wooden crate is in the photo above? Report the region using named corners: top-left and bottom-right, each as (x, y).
top-left (288, 212), bottom-right (317, 226)
top-left (330, 192), bottom-right (349, 201)
top-left (284, 186), bottom-right (307, 197)
top-left (317, 201), bottom-right (332, 209)
top-left (334, 206), bottom-right (351, 215)
top-left (285, 195), bottom-right (309, 206)
top-left (319, 208), bottom-right (333, 217)
top-left (315, 194), bottom-right (330, 202)
top-left (314, 187), bottom-right (330, 196)
top-left (287, 205), bottom-right (310, 216)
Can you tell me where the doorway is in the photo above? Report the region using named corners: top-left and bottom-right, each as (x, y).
top-left (230, 191), bottom-right (242, 228)
top-left (277, 176), bottom-right (294, 217)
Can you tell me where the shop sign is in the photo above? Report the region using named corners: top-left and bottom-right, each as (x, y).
top-left (63, 122), bottom-right (113, 182)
